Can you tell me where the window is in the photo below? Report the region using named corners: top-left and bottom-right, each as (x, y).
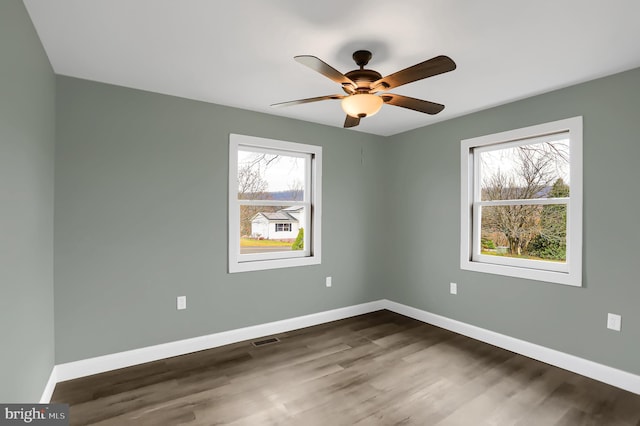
top-left (275, 223), bottom-right (292, 232)
top-left (229, 134), bottom-right (322, 273)
top-left (460, 117), bottom-right (582, 286)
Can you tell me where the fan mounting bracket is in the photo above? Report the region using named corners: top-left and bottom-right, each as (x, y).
top-left (352, 50), bottom-right (373, 68)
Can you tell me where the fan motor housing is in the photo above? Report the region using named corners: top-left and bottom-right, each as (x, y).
top-left (345, 69), bottom-right (382, 90)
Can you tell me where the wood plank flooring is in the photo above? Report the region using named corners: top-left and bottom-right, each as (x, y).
top-left (52, 310), bottom-right (640, 425)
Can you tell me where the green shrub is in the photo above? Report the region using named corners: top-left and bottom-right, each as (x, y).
top-left (291, 228), bottom-right (304, 250)
top-left (528, 234), bottom-right (566, 260)
top-left (481, 238), bottom-right (496, 250)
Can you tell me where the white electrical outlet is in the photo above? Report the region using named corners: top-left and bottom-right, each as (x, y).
top-left (177, 296), bottom-right (187, 310)
top-left (450, 282), bottom-right (457, 295)
top-left (607, 313), bottom-right (621, 331)
top-left (326, 277), bottom-right (332, 287)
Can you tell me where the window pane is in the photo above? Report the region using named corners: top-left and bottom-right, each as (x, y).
top-left (480, 138), bottom-right (570, 201)
top-left (480, 204), bottom-right (566, 262)
top-left (240, 204), bottom-right (305, 255)
top-left (237, 149), bottom-right (306, 202)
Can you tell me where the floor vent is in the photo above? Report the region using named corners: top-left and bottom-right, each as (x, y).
top-left (252, 337), bottom-right (280, 347)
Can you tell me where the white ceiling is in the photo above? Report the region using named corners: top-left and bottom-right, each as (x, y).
top-left (23, 0), bottom-right (640, 136)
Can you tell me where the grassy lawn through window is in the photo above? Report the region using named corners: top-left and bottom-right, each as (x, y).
top-left (480, 250), bottom-right (565, 263)
top-left (240, 237), bottom-right (293, 247)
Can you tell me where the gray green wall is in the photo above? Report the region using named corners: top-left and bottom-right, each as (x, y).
top-left (54, 68), bottom-right (640, 376)
top-left (0, 0), bottom-right (55, 402)
top-left (385, 67), bottom-right (640, 375)
top-left (54, 76), bottom-right (388, 363)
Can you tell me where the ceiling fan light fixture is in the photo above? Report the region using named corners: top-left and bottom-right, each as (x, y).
top-left (341, 93), bottom-right (383, 118)
top-left (277, 51), bottom-right (456, 128)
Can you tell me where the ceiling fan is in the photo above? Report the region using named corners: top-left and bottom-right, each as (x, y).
top-left (271, 50), bottom-right (456, 128)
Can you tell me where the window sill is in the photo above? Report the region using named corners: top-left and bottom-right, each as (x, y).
top-left (229, 255), bottom-right (321, 273)
top-left (460, 258), bottom-right (581, 287)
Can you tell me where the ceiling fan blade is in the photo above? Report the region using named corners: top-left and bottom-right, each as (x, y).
top-left (271, 94), bottom-right (345, 108)
top-left (344, 115), bottom-right (360, 128)
top-left (372, 55), bottom-right (456, 92)
top-left (295, 55), bottom-right (357, 90)
top-left (382, 94), bottom-right (445, 115)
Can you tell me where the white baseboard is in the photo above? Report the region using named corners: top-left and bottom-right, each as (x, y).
top-left (55, 300), bottom-right (385, 383)
top-left (46, 298), bottom-right (640, 398)
top-left (39, 366), bottom-right (57, 403)
top-left (383, 299), bottom-right (640, 396)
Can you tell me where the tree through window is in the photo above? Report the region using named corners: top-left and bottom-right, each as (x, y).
top-left (461, 117), bottom-right (583, 286)
top-left (478, 136), bottom-right (569, 262)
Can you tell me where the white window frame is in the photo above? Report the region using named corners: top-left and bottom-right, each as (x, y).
top-left (229, 134), bottom-right (322, 273)
top-left (460, 117), bottom-right (583, 287)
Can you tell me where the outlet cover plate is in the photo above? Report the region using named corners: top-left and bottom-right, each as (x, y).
top-left (607, 313), bottom-right (621, 331)
top-left (177, 296), bottom-right (187, 310)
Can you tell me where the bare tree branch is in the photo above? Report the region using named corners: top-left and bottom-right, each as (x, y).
top-left (480, 140), bottom-right (569, 256)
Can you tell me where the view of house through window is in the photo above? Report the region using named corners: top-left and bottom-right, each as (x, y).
top-left (229, 134), bottom-right (321, 273)
top-left (237, 149), bottom-right (307, 255)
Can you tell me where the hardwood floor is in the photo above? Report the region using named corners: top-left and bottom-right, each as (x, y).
top-left (52, 310), bottom-right (640, 425)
